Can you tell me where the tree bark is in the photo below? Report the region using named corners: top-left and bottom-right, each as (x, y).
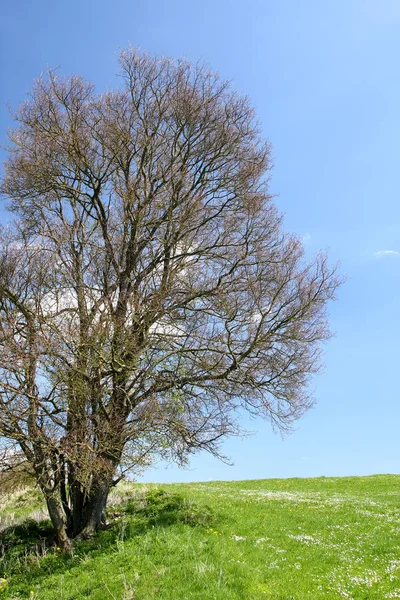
top-left (44, 491), bottom-right (71, 551)
top-left (42, 478), bottom-right (111, 545)
top-left (78, 482), bottom-right (109, 539)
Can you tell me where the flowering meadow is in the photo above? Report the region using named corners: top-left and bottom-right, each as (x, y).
top-left (1, 475), bottom-right (400, 598)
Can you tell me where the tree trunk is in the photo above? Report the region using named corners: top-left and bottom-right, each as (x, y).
top-left (63, 477), bottom-right (111, 540)
top-left (78, 483), bottom-right (109, 539)
top-left (67, 481), bottom-right (85, 538)
top-left (44, 491), bottom-right (72, 551)
top-left (41, 472), bottom-right (112, 547)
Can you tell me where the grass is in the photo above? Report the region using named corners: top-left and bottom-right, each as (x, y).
top-left (1, 475), bottom-right (400, 599)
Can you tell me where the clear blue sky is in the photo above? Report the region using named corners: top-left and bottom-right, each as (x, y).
top-left (1, 0), bottom-right (399, 482)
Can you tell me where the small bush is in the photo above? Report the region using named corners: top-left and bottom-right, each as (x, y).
top-left (124, 488), bottom-right (214, 527)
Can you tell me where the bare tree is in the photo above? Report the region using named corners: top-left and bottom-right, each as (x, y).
top-left (0, 49), bottom-right (341, 547)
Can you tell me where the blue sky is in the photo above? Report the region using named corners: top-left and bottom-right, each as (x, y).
top-left (1, 0), bottom-right (399, 482)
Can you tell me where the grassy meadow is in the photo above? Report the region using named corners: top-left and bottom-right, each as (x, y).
top-left (0, 475), bottom-right (400, 599)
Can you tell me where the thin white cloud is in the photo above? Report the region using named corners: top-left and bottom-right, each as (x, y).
top-left (374, 250), bottom-right (400, 258)
top-left (302, 233), bottom-right (311, 245)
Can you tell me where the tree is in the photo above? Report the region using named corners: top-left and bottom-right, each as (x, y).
top-left (0, 49), bottom-right (341, 548)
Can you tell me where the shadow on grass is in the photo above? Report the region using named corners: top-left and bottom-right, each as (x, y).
top-left (0, 489), bottom-right (215, 591)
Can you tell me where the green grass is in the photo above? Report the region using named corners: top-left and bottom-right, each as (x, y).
top-left (1, 475), bottom-right (400, 599)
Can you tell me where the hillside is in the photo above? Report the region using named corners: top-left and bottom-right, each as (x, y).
top-left (1, 475), bottom-right (399, 599)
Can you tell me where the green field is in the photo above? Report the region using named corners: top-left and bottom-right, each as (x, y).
top-left (1, 475), bottom-right (400, 599)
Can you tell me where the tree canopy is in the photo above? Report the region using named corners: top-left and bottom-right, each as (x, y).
top-left (0, 49), bottom-right (341, 546)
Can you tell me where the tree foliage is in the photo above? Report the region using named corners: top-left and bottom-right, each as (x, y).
top-left (0, 49), bottom-right (341, 546)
